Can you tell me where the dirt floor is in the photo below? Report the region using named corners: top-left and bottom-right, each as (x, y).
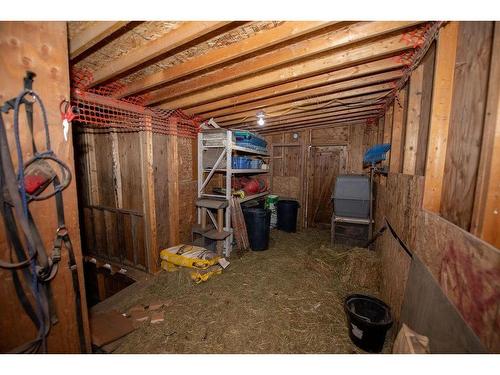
top-left (92, 228), bottom-right (394, 353)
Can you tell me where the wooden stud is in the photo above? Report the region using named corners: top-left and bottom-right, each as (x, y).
top-left (403, 63), bottom-right (424, 175)
top-left (116, 21), bottom-right (337, 96)
top-left (166, 119), bottom-right (180, 247)
top-left (140, 118), bottom-right (158, 273)
top-left (69, 21), bottom-right (131, 60)
top-left (89, 21), bottom-right (234, 87)
top-left (423, 22), bottom-right (459, 212)
top-left (151, 30), bottom-right (417, 106)
top-left (389, 85), bottom-right (408, 173)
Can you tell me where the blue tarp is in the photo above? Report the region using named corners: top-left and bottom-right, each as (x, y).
top-left (363, 143), bottom-right (391, 165)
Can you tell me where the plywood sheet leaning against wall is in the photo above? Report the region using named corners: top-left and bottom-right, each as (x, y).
top-left (0, 22), bottom-right (90, 352)
top-left (414, 211), bottom-right (500, 353)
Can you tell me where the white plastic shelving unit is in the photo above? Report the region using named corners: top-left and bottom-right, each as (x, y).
top-left (197, 123), bottom-right (269, 256)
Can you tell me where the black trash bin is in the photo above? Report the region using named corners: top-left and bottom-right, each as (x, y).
top-left (344, 294), bottom-right (393, 353)
top-left (243, 208), bottom-right (271, 251)
top-left (276, 199), bottom-right (300, 233)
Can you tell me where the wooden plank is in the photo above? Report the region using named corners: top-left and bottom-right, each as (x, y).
top-left (140, 123), bottom-right (157, 273)
top-left (222, 90), bottom-right (391, 127)
top-left (117, 21), bottom-right (337, 95)
top-left (0, 22), bottom-right (91, 352)
top-left (422, 22), bottom-right (459, 212)
top-left (117, 133), bottom-right (143, 212)
top-left (89, 21), bottom-right (234, 87)
top-left (440, 21), bottom-right (493, 230)
top-left (218, 82), bottom-right (393, 124)
top-left (166, 121), bottom-right (180, 247)
top-left (402, 64), bottom-right (424, 175)
top-left (201, 70), bottom-right (401, 120)
top-left (189, 57), bottom-right (403, 117)
top-left (152, 29), bottom-right (417, 107)
top-left (471, 22), bottom-right (500, 248)
top-left (415, 42), bottom-right (436, 176)
top-left (310, 125), bottom-right (349, 145)
top-left (69, 21), bottom-right (131, 60)
top-left (389, 85), bottom-right (408, 173)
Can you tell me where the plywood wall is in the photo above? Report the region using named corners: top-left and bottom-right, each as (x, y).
top-left (0, 22), bottom-right (90, 353)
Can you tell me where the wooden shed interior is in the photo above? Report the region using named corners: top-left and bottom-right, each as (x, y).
top-left (0, 16), bottom-right (499, 358)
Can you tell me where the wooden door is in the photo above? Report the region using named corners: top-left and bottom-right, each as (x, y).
top-left (307, 146), bottom-right (347, 227)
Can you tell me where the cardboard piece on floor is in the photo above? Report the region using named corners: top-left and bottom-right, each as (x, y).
top-left (101, 336), bottom-right (127, 353)
top-left (90, 309), bottom-right (135, 347)
top-left (150, 311), bottom-right (164, 324)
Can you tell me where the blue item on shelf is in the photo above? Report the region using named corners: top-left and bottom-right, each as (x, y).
top-left (232, 156), bottom-right (252, 169)
top-left (363, 144), bottom-right (391, 165)
top-left (250, 159), bottom-right (263, 169)
top-left (234, 130), bottom-right (268, 153)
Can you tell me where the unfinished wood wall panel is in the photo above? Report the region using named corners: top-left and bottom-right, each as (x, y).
top-left (374, 174), bottom-right (424, 321)
top-left (94, 133), bottom-right (116, 207)
top-left (310, 125), bottom-right (349, 145)
top-left (440, 21), bottom-right (494, 231)
top-left (389, 85), bottom-right (408, 173)
top-left (118, 133), bottom-right (143, 212)
top-left (152, 135), bottom-right (170, 251)
top-left (178, 137), bottom-right (197, 244)
top-left (403, 65), bottom-right (424, 175)
top-left (415, 42), bottom-right (436, 176)
top-left (0, 22), bottom-right (90, 353)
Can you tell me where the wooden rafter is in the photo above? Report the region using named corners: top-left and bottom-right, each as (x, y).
top-left (187, 57), bottom-right (402, 116)
top-left (239, 105), bottom-right (382, 130)
top-left (88, 21), bottom-right (235, 87)
top-left (69, 21), bottom-right (132, 61)
top-left (216, 82), bottom-right (393, 125)
top-left (115, 21), bottom-right (339, 96)
top-left (197, 70), bottom-right (401, 120)
top-left (150, 22), bottom-right (421, 106)
top-left (255, 116), bottom-right (375, 134)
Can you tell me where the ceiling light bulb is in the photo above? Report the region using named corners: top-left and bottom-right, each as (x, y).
top-left (257, 117), bottom-right (265, 126)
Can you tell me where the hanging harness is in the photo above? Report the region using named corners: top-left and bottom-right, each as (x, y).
top-left (0, 72), bottom-right (85, 353)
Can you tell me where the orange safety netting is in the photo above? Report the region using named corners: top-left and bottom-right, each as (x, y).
top-left (70, 67), bottom-right (201, 138)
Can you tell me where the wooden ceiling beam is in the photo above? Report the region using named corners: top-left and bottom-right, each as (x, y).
top-left (242, 110), bottom-right (380, 132)
top-left (238, 105), bottom-right (382, 129)
top-left (187, 56), bottom-right (402, 116)
top-left (149, 21), bottom-right (421, 106)
top-left (116, 21), bottom-right (339, 97)
top-left (87, 21), bottom-right (235, 87)
top-left (239, 101), bottom-right (381, 127)
top-left (252, 116), bottom-right (376, 134)
top-left (69, 21), bottom-right (132, 61)
top-left (216, 82), bottom-right (392, 125)
top-left (198, 70), bottom-right (401, 119)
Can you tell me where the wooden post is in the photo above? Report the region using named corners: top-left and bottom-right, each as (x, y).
top-left (471, 22), bottom-right (500, 248)
top-left (389, 85), bottom-right (408, 173)
top-left (217, 208), bottom-right (224, 233)
top-left (423, 22), bottom-right (459, 212)
top-left (0, 22), bottom-right (91, 353)
top-left (403, 64), bottom-right (424, 175)
top-left (167, 118), bottom-right (180, 246)
top-left (140, 116), bottom-right (158, 273)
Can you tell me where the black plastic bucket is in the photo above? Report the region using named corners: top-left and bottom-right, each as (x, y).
top-left (243, 208), bottom-right (271, 251)
top-left (276, 199), bottom-right (300, 233)
top-left (344, 294), bottom-right (393, 353)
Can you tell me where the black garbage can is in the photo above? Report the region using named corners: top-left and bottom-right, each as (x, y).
top-left (276, 199), bottom-right (300, 233)
top-left (243, 208), bottom-right (271, 251)
top-left (344, 294), bottom-right (393, 353)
